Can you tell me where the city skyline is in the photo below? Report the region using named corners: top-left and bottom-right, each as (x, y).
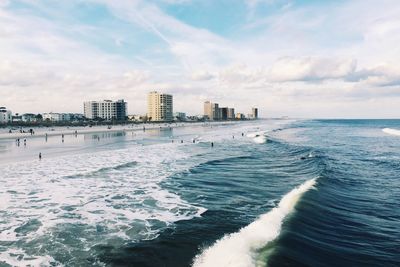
top-left (1, 1), bottom-right (400, 118)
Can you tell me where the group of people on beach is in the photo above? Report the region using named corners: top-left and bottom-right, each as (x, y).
top-left (15, 138), bottom-right (27, 146)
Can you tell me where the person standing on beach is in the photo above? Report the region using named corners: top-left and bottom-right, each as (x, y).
top-left (39, 153), bottom-right (42, 160)
top-left (24, 139), bottom-right (26, 146)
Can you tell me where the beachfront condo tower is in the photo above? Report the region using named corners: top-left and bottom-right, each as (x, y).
top-left (252, 108), bottom-right (259, 119)
top-left (228, 108), bottom-right (235, 120)
top-left (147, 91), bottom-right (173, 122)
top-left (83, 99), bottom-right (127, 121)
top-left (204, 101), bottom-right (221, 120)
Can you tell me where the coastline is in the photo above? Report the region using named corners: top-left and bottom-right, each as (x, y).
top-left (0, 121), bottom-right (237, 140)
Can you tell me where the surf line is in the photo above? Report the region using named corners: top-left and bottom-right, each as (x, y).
top-left (382, 128), bottom-right (400, 136)
top-left (192, 178), bottom-right (317, 267)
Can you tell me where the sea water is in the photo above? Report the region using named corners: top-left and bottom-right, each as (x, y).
top-left (0, 120), bottom-right (399, 266)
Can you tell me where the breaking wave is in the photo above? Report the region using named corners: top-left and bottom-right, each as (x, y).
top-left (192, 178), bottom-right (317, 267)
top-left (382, 128), bottom-right (400, 136)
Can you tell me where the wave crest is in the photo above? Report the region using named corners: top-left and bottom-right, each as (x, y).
top-left (192, 178), bottom-right (317, 267)
top-left (382, 128), bottom-right (400, 136)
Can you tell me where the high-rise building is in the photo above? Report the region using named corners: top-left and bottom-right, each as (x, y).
top-left (204, 101), bottom-right (221, 120)
top-left (236, 113), bottom-right (245, 120)
top-left (204, 101), bottom-right (213, 120)
top-left (220, 107), bottom-right (228, 120)
top-left (228, 108), bottom-right (235, 120)
top-left (84, 100), bottom-right (127, 121)
top-left (147, 91), bottom-right (173, 122)
top-left (252, 107), bottom-right (258, 119)
top-left (0, 107), bottom-right (12, 124)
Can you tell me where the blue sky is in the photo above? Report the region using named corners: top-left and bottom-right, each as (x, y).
top-left (1, 0), bottom-right (400, 118)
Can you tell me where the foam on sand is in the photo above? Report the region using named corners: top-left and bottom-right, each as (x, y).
top-left (192, 178), bottom-right (317, 267)
top-left (382, 128), bottom-right (400, 136)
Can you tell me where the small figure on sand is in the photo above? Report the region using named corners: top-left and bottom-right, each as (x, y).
top-left (39, 153), bottom-right (42, 160)
top-left (211, 142), bottom-right (214, 147)
top-left (24, 139), bottom-right (26, 146)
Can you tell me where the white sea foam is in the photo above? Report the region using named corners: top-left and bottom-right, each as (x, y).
top-left (382, 128), bottom-right (400, 136)
top-left (246, 131), bottom-right (268, 144)
top-left (0, 142), bottom-right (205, 265)
top-left (253, 135), bottom-right (267, 144)
top-left (192, 179), bottom-right (317, 267)
top-left (246, 132), bottom-right (266, 138)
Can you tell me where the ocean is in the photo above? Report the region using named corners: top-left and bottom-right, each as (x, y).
top-left (0, 119), bottom-right (399, 267)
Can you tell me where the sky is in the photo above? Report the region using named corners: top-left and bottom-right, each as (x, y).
top-left (1, 0), bottom-right (400, 118)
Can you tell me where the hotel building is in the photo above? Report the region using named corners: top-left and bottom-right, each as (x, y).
top-left (0, 107), bottom-right (12, 124)
top-left (84, 99), bottom-right (127, 121)
top-left (204, 101), bottom-right (220, 120)
top-left (147, 91), bottom-right (173, 122)
top-left (252, 108), bottom-right (258, 119)
top-left (220, 107), bottom-right (229, 121)
top-left (228, 108), bottom-right (235, 120)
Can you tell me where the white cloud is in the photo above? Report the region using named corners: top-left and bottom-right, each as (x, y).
top-left (268, 57), bottom-right (357, 82)
top-left (1, 0), bottom-right (400, 118)
top-left (191, 70), bottom-right (214, 81)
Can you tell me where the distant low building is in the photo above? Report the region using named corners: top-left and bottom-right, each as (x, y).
top-left (84, 99), bottom-right (127, 121)
top-left (0, 107), bottom-right (12, 124)
top-left (22, 113), bottom-right (38, 122)
top-left (186, 115), bottom-right (205, 122)
top-left (174, 112), bottom-right (186, 121)
top-left (236, 113), bottom-right (245, 120)
top-left (128, 114), bottom-right (147, 122)
top-left (70, 113), bottom-right (85, 121)
top-left (42, 112), bottom-right (71, 122)
top-left (12, 114), bottom-right (22, 122)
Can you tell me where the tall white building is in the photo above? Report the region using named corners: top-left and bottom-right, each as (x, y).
top-left (0, 107), bottom-right (12, 124)
top-left (147, 91), bottom-right (173, 122)
top-left (84, 99), bottom-right (127, 121)
top-left (204, 101), bottom-right (221, 120)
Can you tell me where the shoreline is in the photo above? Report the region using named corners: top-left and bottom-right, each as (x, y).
top-left (0, 121), bottom-right (238, 140)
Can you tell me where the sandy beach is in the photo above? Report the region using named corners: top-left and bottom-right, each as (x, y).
top-left (0, 121), bottom-right (236, 140)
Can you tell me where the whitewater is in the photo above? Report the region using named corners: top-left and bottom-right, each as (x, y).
top-left (192, 179), bottom-right (317, 267)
